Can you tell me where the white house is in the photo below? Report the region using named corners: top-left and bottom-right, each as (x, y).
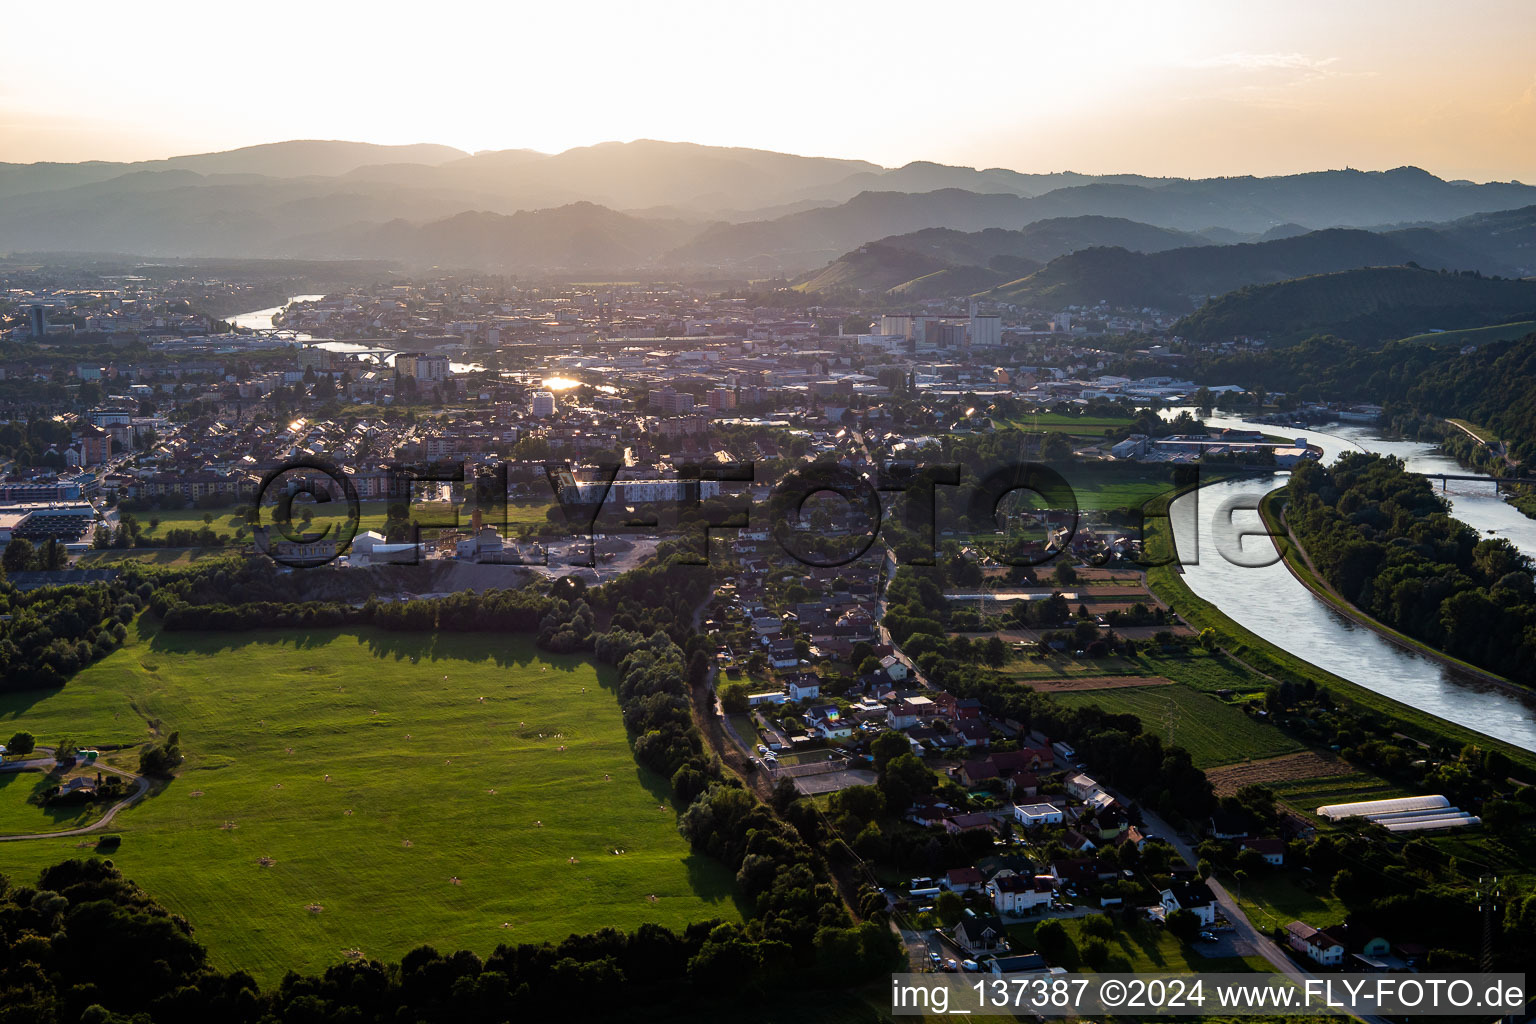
top-left (1014, 802), bottom-right (1065, 827)
top-left (1286, 922), bottom-right (1345, 966)
top-left (1064, 773), bottom-right (1102, 801)
top-left (987, 870), bottom-right (1055, 915)
top-left (879, 654), bottom-right (909, 681)
top-left (1159, 882), bottom-right (1217, 926)
top-left (785, 673), bottom-right (821, 701)
top-left (804, 705), bottom-right (854, 740)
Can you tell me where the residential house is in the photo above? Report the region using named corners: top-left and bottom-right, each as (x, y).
top-left (886, 695), bottom-right (936, 729)
top-left (1209, 810), bottom-right (1252, 840)
top-left (954, 915), bottom-right (1009, 955)
top-left (1062, 829), bottom-right (1097, 853)
top-left (804, 705), bottom-right (854, 740)
top-left (1064, 773), bottom-right (1103, 801)
top-left (784, 672), bottom-right (821, 701)
top-left (944, 867), bottom-right (986, 893)
top-left (879, 654), bottom-right (909, 681)
top-left (988, 953), bottom-right (1050, 975)
top-left (954, 719), bottom-right (992, 747)
top-left (1286, 922), bottom-right (1345, 966)
top-left (1159, 881), bottom-right (1218, 926)
top-left (944, 811), bottom-right (997, 835)
top-left (987, 870), bottom-right (1055, 916)
top-left (1240, 837), bottom-right (1286, 866)
top-left (1014, 802), bottom-right (1065, 828)
top-left (767, 639), bottom-right (799, 669)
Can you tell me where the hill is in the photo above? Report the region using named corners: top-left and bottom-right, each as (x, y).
top-left (983, 210), bottom-right (1536, 312)
top-left (0, 140), bottom-right (469, 199)
top-left (285, 202), bottom-right (701, 271)
top-left (1406, 333), bottom-right (1536, 463)
top-left (794, 217), bottom-right (1201, 296)
top-left (4, 140), bottom-right (1536, 273)
top-left (1175, 267), bottom-right (1536, 344)
top-left (987, 228), bottom-right (1426, 311)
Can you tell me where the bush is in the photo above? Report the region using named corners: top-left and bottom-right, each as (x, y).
top-left (1081, 913), bottom-right (1114, 939)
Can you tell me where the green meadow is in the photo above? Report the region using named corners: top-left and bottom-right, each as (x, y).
top-left (0, 624), bottom-right (740, 985)
top-left (127, 499), bottom-right (556, 541)
top-left (1049, 684), bottom-right (1302, 768)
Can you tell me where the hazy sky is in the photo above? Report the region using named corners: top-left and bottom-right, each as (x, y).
top-left (4, 0), bottom-right (1533, 180)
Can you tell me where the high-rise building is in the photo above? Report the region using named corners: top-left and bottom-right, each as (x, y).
top-left (707, 389), bottom-right (737, 412)
top-left (650, 387), bottom-right (696, 414)
top-left (76, 424), bottom-right (112, 466)
top-left (394, 352), bottom-right (450, 382)
top-left (970, 314), bottom-right (1002, 347)
top-left (28, 305), bottom-right (46, 338)
top-left (531, 390), bottom-right (556, 417)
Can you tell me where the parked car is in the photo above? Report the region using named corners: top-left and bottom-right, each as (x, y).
top-left (1198, 931), bottom-right (1218, 943)
top-left (756, 744), bottom-right (768, 754)
top-left (961, 959), bottom-right (981, 973)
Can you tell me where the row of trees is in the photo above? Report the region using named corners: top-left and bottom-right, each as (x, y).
top-left (0, 578), bottom-right (142, 689)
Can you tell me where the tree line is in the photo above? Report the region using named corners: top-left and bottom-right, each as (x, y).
top-left (1285, 454), bottom-right (1536, 683)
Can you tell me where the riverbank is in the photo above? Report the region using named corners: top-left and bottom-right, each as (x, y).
top-left (1142, 490), bottom-right (1536, 779)
top-left (1259, 489), bottom-right (1528, 694)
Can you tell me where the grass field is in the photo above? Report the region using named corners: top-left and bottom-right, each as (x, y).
top-left (0, 623), bottom-right (740, 984)
top-left (1006, 413), bottom-right (1136, 436)
top-left (0, 770), bottom-right (104, 833)
top-left (129, 499), bottom-right (555, 542)
top-left (76, 547), bottom-right (230, 567)
top-left (1049, 684), bottom-right (1302, 768)
top-left (1004, 915), bottom-right (1268, 973)
top-left (1226, 871), bottom-right (1344, 934)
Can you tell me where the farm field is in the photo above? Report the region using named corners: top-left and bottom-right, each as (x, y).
top-left (1004, 648), bottom-right (1271, 698)
top-left (1265, 774), bottom-right (1414, 818)
top-left (0, 624), bottom-right (740, 985)
top-left (1049, 684), bottom-right (1303, 768)
top-left (1027, 674), bottom-right (1174, 693)
top-left (1205, 751), bottom-right (1359, 797)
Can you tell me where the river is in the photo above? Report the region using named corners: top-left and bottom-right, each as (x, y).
top-left (227, 295), bottom-right (483, 374)
top-left (1165, 411), bottom-right (1536, 750)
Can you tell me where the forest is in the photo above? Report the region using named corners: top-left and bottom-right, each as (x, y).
top-left (1285, 453), bottom-right (1536, 683)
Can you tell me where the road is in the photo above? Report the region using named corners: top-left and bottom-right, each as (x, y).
top-left (0, 748), bottom-right (150, 843)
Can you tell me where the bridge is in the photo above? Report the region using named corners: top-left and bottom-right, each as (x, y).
top-left (1212, 463), bottom-right (1535, 492)
top-left (239, 329), bottom-right (397, 359)
top-left (241, 327), bottom-right (305, 341)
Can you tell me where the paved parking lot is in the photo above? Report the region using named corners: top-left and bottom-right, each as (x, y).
top-left (1197, 932), bottom-right (1257, 958)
